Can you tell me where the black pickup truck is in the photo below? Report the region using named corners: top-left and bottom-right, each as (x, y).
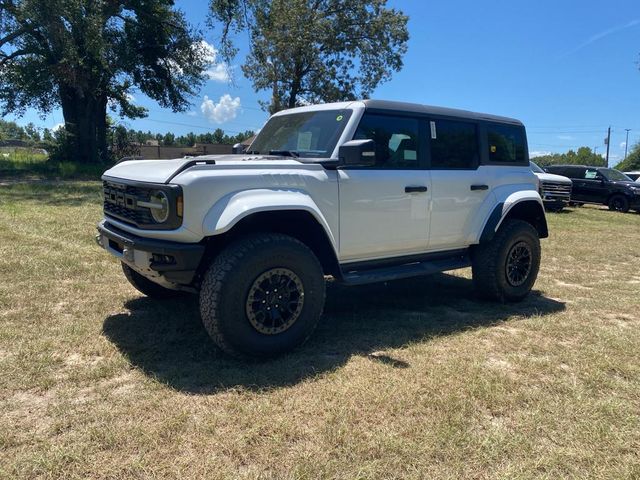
top-left (544, 165), bottom-right (640, 213)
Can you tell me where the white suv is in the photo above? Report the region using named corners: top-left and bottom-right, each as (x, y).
top-left (97, 100), bottom-right (548, 358)
top-left (530, 161), bottom-right (572, 212)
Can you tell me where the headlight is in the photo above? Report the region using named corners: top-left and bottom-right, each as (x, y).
top-left (147, 190), bottom-right (170, 223)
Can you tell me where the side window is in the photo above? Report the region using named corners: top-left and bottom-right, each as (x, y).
top-left (353, 114), bottom-right (420, 168)
top-left (567, 168), bottom-right (582, 179)
top-left (487, 124), bottom-right (527, 164)
top-left (429, 120), bottom-right (479, 169)
top-left (584, 169), bottom-right (601, 180)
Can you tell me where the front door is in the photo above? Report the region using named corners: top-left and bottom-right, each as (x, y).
top-left (579, 168), bottom-right (609, 203)
top-left (338, 113), bottom-right (430, 262)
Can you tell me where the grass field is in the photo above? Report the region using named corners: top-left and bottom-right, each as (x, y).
top-left (0, 148), bottom-right (105, 179)
top-left (1, 180), bottom-right (639, 479)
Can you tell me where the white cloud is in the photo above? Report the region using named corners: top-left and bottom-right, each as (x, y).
top-left (126, 93), bottom-right (136, 103)
top-left (52, 123), bottom-right (65, 132)
top-left (530, 151), bottom-right (552, 158)
top-left (197, 40), bottom-right (231, 83)
top-left (620, 142), bottom-right (627, 149)
top-left (186, 111), bottom-right (197, 117)
top-left (201, 94), bottom-right (241, 124)
top-left (206, 63), bottom-right (231, 83)
top-left (556, 135), bottom-right (574, 141)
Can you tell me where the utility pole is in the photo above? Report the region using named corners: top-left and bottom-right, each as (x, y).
top-left (605, 126), bottom-right (611, 167)
top-left (593, 146), bottom-right (598, 155)
top-left (624, 129), bottom-right (631, 160)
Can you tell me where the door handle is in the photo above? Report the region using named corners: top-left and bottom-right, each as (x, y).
top-left (405, 186), bottom-right (428, 193)
top-left (470, 184), bottom-right (489, 191)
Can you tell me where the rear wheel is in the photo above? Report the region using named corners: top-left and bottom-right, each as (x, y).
top-left (199, 233), bottom-right (325, 359)
top-left (472, 220), bottom-right (541, 302)
top-left (608, 194), bottom-right (629, 213)
top-left (121, 263), bottom-right (184, 299)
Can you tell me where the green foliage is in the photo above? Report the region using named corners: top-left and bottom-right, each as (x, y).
top-left (533, 147), bottom-right (606, 168)
top-left (0, 119), bottom-right (34, 143)
top-left (1, 0), bottom-right (208, 163)
top-left (613, 142), bottom-right (640, 171)
top-left (107, 127), bottom-right (254, 147)
top-left (210, 0), bottom-right (409, 113)
top-left (57, 161), bottom-right (77, 178)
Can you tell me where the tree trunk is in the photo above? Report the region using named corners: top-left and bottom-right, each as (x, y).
top-left (59, 85), bottom-right (107, 164)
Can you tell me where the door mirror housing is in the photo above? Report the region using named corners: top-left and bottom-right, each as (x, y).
top-left (338, 139), bottom-right (376, 167)
top-left (232, 143), bottom-right (247, 154)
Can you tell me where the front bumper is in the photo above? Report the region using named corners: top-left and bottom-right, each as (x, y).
top-left (96, 220), bottom-right (205, 285)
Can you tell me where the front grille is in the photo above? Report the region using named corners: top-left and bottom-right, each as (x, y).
top-left (541, 181), bottom-right (572, 201)
top-left (103, 181), bottom-right (154, 227)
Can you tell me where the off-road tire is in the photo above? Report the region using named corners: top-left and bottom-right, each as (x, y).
top-left (121, 262), bottom-right (184, 299)
top-left (199, 233), bottom-right (326, 359)
top-left (607, 194), bottom-right (630, 213)
top-left (472, 219), bottom-right (541, 302)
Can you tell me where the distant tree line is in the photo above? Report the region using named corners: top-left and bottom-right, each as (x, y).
top-left (0, 119), bottom-right (254, 159)
top-left (111, 126), bottom-right (254, 147)
top-left (532, 147), bottom-right (606, 168)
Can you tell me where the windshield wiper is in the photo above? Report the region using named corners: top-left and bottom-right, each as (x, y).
top-left (269, 149), bottom-right (300, 158)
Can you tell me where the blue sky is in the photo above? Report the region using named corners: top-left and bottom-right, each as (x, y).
top-left (8, 0), bottom-right (640, 165)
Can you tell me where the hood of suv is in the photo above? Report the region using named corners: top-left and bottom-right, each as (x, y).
top-left (102, 155), bottom-right (307, 184)
top-left (533, 172), bottom-right (572, 185)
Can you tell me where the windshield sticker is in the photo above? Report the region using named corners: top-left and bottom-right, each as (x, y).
top-left (430, 121), bottom-right (437, 139)
top-left (297, 131), bottom-right (313, 151)
top-left (336, 114), bottom-right (344, 122)
top-left (585, 170), bottom-right (597, 179)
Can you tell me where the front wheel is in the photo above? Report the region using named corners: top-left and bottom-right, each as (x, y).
top-left (608, 194), bottom-right (630, 213)
top-left (472, 220), bottom-right (541, 302)
top-left (199, 233), bottom-right (326, 359)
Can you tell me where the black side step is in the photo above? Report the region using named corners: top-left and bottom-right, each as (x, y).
top-left (339, 254), bottom-right (471, 286)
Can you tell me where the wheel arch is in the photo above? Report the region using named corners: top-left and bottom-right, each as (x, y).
top-left (480, 196), bottom-right (548, 244)
top-left (202, 208), bottom-right (341, 277)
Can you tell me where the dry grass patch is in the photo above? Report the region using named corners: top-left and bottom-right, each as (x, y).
top-left (1, 183), bottom-right (639, 479)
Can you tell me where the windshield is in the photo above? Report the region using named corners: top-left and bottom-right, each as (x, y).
top-left (248, 109), bottom-right (353, 158)
top-left (530, 161), bottom-right (544, 173)
top-left (600, 168), bottom-right (632, 182)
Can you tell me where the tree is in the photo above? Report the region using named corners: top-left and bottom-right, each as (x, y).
top-left (533, 147), bottom-right (605, 168)
top-left (614, 142), bottom-right (640, 171)
top-left (24, 122), bottom-right (40, 142)
top-left (209, 0), bottom-right (409, 113)
top-left (0, 0), bottom-right (209, 163)
top-left (162, 132), bottom-right (176, 146)
top-left (212, 128), bottom-right (226, 143)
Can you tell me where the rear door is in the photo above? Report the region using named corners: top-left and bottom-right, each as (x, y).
top-left (567, 167), bottom-right (590, 202)
top-left (338, 113), bottom-right (431, 262)
top-left (427, 118), bottom-right (489, 250)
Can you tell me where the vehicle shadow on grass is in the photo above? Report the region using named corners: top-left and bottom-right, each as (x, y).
top-left (102, 273), bottom-right (565, 394)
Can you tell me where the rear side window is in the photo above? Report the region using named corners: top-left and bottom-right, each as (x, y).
top-left (487, 124), bottom-right (527, 164)
top-left (429, 120), bottom-right (479, 169)
top-left (353, 113), bottom-right (420, 168)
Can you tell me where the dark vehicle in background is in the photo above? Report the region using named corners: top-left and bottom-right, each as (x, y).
top-left (530, 161), bottom-right (572, 212)
top-left (545, 165), bottom-right (640, 213)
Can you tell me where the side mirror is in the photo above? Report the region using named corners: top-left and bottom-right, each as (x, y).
top-left (338, 139), bottom-right (376, 167)
top-left (233, 143), bottom-right (247, 154)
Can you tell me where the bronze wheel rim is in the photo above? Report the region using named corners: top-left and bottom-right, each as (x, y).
top-left (505, 241), bottom-right (532, 287)
top-left (245, 268), bottom-right (305, 335)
